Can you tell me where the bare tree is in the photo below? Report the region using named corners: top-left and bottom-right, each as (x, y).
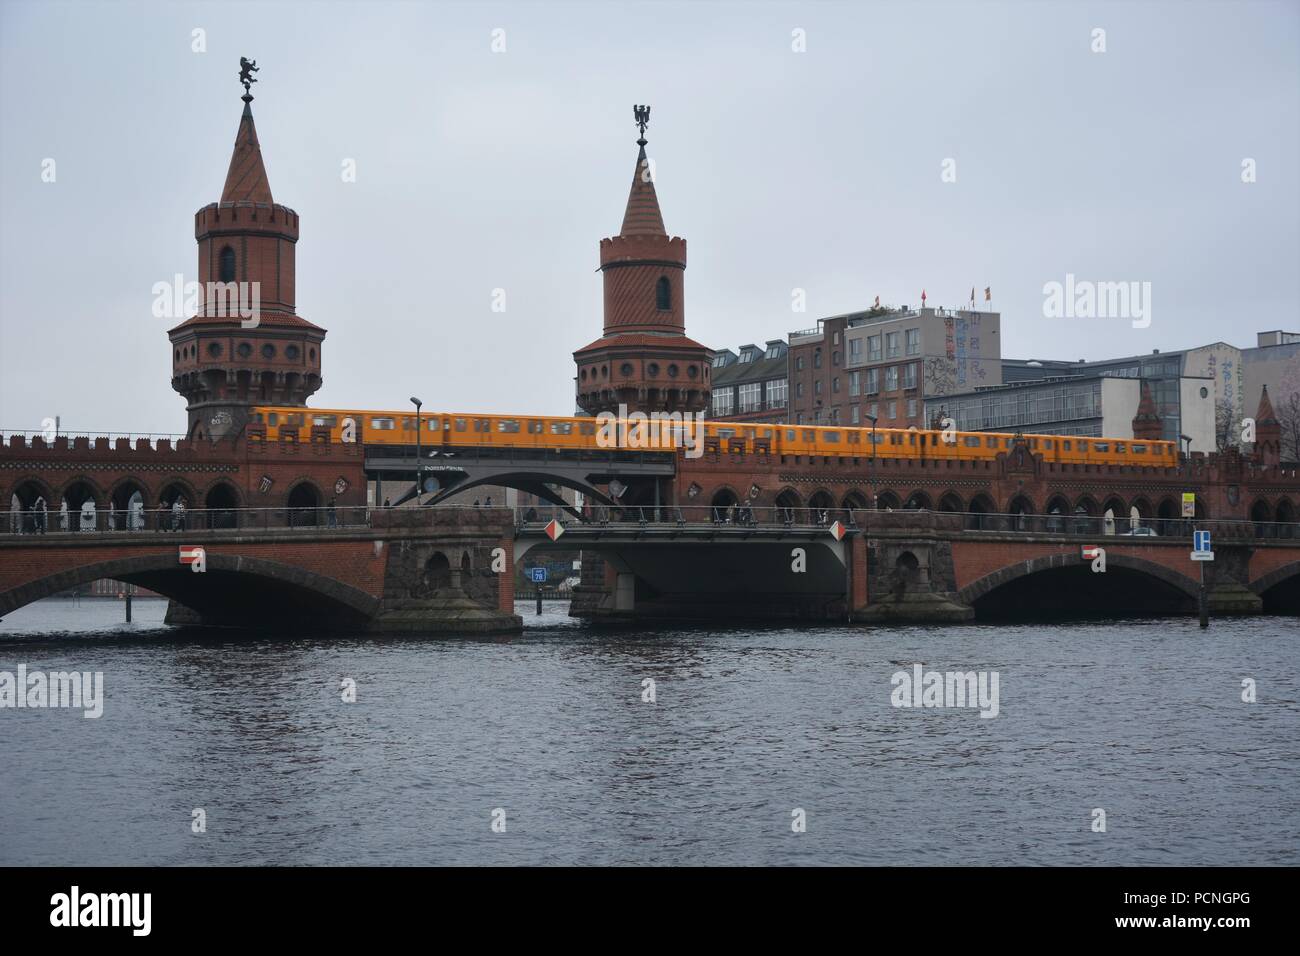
top-left (1214, 398), bottom-right (1238, 452)
top-left (1279, 391), bottom-right (1300, 463)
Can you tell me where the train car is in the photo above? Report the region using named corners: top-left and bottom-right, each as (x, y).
top-left (249, 404), bottom-right (1177, 468)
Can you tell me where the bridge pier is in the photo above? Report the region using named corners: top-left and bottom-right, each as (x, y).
top-left (856, 535), bottom-right (975, 624)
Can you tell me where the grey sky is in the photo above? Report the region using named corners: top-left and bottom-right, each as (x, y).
top-left (2, 0), bottom-right (1297, 435)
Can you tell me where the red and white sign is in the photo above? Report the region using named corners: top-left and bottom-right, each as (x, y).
top-left (179, 546), bottom-right (206, 573)
top-left (1081, 546), bottom-right (1102, 560)
top-left (545, 519), bottom-right (565, 542)
top-left (829, 520), bottom-right (847, 541)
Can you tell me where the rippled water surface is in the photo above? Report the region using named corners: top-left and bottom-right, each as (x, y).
top-left (1, 598), bottom-right (1297, 865)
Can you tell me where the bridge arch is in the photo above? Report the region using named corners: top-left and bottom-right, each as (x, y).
top-left (841, 489), bottom-right (869, 511)
top-left (287, 480), bottom-right (322, 526)
top-left (1250, 498), bottom-right (1273, 523)
top-left (774, 488), bottom-right (802, 515)
top-left (904, 490), bottom-right (932, 511)
top-left (875, 490), bottom-right (901, 511)
top-left (108, 478), bottom-right (149, 531)
top-left (966, 493), bottom-right (995, 530)
top-left (1252, 561), bottom-right (1300, 613)
top-left (158, 478), bottom-right (198, 509)
top-left (204, 481), bottom-right (242, 529)
top-left (959, 552), bottom-right (1200, 618)
top-left (0, 551), bottom-right (380, 627)
top-left (58, 479), bottom-right (102, 532)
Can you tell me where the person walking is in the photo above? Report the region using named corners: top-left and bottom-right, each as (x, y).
top-left (33, 495), bottom-right (46, 534)
top-left (327, 497), bottom-right (337, 528)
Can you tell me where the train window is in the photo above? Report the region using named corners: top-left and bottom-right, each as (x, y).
top-left (986, 437), bottom-right (997, 448)
top-left (1030, 439), bottom-right (1039, 449)
top-left (870, 432), bottom-right (884, 444)
top-left (1063, 440), bottom-right (1071, 451)
top-left (745, 429), bottom-right (756, 440)
top-left (401, 417), bottom-right (416, 430)
top-left (312, 415), bottom-right (338, 427)
top-left (803, 430), bottom-right (815, 442)
top-left (528, 421), bottom-right (544, 434)
top-left (579, 422), bottom-right (595, 435)
top-left (718, 428), bottom-right (736, 439)
top-left (268, 413), bottom-right (278, 426)
top-left (252, 412), bottom-right (264, 423)
top-left (287, 414), bottom-right (304, 426)
top-left (475, 420), bottom-right (490, 432)
top-left (1043, 439), bottom-right (1053, 450)
top-left (497, 419), bottom-right (521, 433)
top-left (370, 417), bottom-right (395, 430)
top-left (759, 429), bottom-right (773, 439)
top-left (426, 418), bottom-right (440, 431)
top-left (1077, 441), bottom-right (1089, 451)
top-left (1114, 443), bottom-right (1126, 454)
top-left (1132, 444), bottom-right (1147, 454)
top-left (890, 434), bottom-right (902, 445)
top-left (847, 432), bottom-right (860, 444)
top-left (1094, 442), bottom-right (1109, 452)
top-left (550, 422), bottom-right (574, 435)
top-left (454, 418), bottom-right (467, 431)
top-left (964, 436), bottom-right (981, 447)
top-left (823, 431), bottom-right (841, 443)
top-left (787, 430), bottom-right (797, 442)
top-left (907, 433), bottom-right (917, 445)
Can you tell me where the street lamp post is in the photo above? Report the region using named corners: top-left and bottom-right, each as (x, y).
top-left (865, 414), bottom-right (879, 509)
top-left (410, 397), bottom-right (423, 505)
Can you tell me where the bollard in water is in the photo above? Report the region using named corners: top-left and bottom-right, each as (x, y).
top-left (536, 588), bottom-right (543, 615)
top-left (125, 592), bottom-right (132, 623)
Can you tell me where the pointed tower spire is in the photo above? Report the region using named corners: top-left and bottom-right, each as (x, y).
top-left (1132, 380), bottom-right (1163, 440)
top-left (620, 107), bottom-right (666, 237)
top-left (1252, 385), bottom-right (1281, 465)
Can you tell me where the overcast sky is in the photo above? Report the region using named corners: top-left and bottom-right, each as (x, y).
top-left (1, 0), bottom-right (1297, 436)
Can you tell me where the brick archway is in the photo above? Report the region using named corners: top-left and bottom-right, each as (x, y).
top-left (1251, 560), bottom-right (1300, 597)
top-left (958, 552), bottom-right (1201, 607)
top-left (0, 551), bottom-right (380, 624)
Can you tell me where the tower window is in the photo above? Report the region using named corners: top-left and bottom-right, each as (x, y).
top-left (218, 246), bottom-right (236, 283)
top-left (655, 276), bottom-right (671, 311)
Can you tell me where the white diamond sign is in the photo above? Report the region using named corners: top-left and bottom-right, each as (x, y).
top-left (829, 520), bottom-right (846, 541)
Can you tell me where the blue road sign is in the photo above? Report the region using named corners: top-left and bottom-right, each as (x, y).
top-left (1194, 530), bottom-right (1211, 552)
top-left (529, 567), bottom-right (547, 583)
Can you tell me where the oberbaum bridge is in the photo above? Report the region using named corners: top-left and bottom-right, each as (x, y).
top-left (2, 72), bottom-right (1298, 634)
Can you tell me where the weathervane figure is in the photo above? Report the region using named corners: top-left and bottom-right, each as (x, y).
top-left (633, 104), bottom-right (650, 145)
top-left (239, 57), bottom-right (259, 101)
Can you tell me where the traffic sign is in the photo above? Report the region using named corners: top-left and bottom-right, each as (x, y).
top-left (545, 519), bottom-right (564, 541)
top-left (828, 520), bottom-right (846, 541)
top-left (529, 567), bottom-right (547, 583)
top-left (1193, 530), bottom-right (1211, 552)
top-left (1190, 551), bottom-right (1215, 562)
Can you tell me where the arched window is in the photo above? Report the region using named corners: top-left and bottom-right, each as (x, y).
top-left (218, 246), bottom-right (236, 283)
top-left (655, 276), bottom-right (671, 311)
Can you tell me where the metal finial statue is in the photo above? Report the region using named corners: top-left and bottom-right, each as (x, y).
top-left (239, 57), bottom-right (259, 102)
top-left (633, 104), bottom-right (650, 145)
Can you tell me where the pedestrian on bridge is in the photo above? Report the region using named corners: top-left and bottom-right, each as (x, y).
top-left (33, 496), bottom-right (46, 534)
top-left (327, 498), bottom-right (337, 528)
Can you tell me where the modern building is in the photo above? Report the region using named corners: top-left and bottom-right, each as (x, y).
top-left (1243, 331), bottom-right (1300, 460)
top-left (788, 305), bottom-right (1002, 428)
top-left (709, 340), bottom-right (789, 423)
top-left (924, 373), bottom-right (1216, 448)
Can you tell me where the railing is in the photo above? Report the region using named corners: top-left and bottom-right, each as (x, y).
top-left (2, 503), bottom-right (1295, 541)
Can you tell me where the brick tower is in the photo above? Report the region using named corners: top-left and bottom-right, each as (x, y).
top-left (1252, 384), bottom-right (1281, 465)
top-left (1131, 381), bottom-right (1164, 440)
top-left (574, 107), bottom-right (710, 417)
top-left (169, 63), bottom-right (325, 441)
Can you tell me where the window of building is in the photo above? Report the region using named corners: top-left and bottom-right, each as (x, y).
top-left (832, 332), bottom-right (840, 345)
top-left (655, 276), bottom-right (671, 310)
top-left (903, 363), bottom-right (917, 389)
top-left (218, 246), bottom-right (236, 283)
top-left (765, 344), bottom-right (783, 360)
top-left (796, 381), bottom-right (804, 398)
top-left (866, 368), bottom-right (879, 394)
top-left (767, 378), bottom-right (787, 407)
top-left (905, 328), bottom-right (920, 356)
top-left (738, 382), bottom-right (761, 411)
top-left (712, 354), bottom-right (729, 368)
top-left (796, 356), bottom-right (804, 371)
top-left (908, 398), bottom-right (918, 418)
top-left (850, 338), bottom-right (862, 359)
top-left (885, 366), bottom-right (899, 391)
top-left (851, 405), bottom-right (860, 424)
top-left (887, 401), bottom-right (897, 419)
top-left (849, 370), bottom-right (861, 396)
top-left (868, 335), bottom-right (882, 362)
top-left (833, 351), bottom-right (840, 366)
top-left (712, 389), bottom-right (734, 416)
top-left (886, 332), bottom-right (900, 358)
top-left (830, 407), bottom-right (840, 423)
top-left (814, 349), bottom-right (822, 369)
top-left (739, 349), bottom-right (755, 364)
top-left (869, 402), bottom-right (878, 419)
top-left (814, 380), bottom-right (822, 395)
top-left (832, 377), bottom-right (840, 393)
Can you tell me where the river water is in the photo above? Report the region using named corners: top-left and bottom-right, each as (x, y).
top-left (1, 599), bottom-right (1296, 866)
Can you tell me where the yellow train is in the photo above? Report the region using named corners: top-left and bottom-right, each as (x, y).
top-left (248, 405), bottom-right (1179, 468)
